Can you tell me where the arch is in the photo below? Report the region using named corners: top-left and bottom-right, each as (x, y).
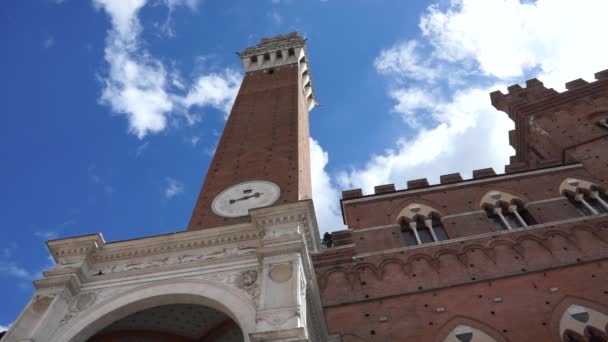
top-left (560, 178), bottom-right (600, 196)
top-left (50, 279), bottom-right (257, 342)
top-left (479, 190), bottom-right (521, 209)
top-left (378, 258), bottom-right (406, 276)
top-left (352, 262), bottom-right (381, 280)
top-left (480, 190), bottom-right (536, 230)
top-left (397, 203), bottom-right (442, 222)
top-left (560, 178), bottom-right (608, 215)
top-left (549, 296), bottom-right (608, 341)
top-left (434, 316), bottom-right (507, 342)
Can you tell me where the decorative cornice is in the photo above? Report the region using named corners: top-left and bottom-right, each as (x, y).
top-left (93, 229), bottom-right (262, 263)
top-left (251, 200), bottom-right (321, 254)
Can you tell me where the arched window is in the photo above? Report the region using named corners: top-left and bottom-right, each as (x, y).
top-left (561, 179), bottom-right (608, 216)
top-left (559, 304), bottom-right (608, 342)
top-left (443, 325), bottom-right (498, 342)
top-left (398, 204), bottom-right (448, 247)
top-left (481, 191), bottom-right (535, 231)
top-left (400, 217), bottom-right (448, 246)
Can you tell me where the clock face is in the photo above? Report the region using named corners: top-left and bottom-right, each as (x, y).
top-left (211, 180), bottom-right (281, 218)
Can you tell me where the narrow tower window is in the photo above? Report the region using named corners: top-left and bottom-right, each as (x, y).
top-left (288, 48), bottom-right (295, 56)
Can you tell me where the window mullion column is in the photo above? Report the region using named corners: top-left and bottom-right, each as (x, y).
top-left (576, 193), bottom-right (599, 215)
top-left (508, 205), bottom-right (528, 227)
top-left (409, 221), bottom-right (421, 245)
top-left (591, 191), bottom-right (608, 211)
top-left (424, 219), bottom-right (438, 242)
top-left (493, 207), bottom-right (512, 230)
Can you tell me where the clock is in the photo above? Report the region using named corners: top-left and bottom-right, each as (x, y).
top-left (211, 180), bottom-right (281, 218)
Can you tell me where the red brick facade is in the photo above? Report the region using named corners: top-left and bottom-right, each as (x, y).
top-left (314, 70), bottom-right (608, 341)
top-left (187, 62), bottom-right (312, 230)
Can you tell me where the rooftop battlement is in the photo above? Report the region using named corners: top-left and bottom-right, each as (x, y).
top-left (490, 69), bottom-right (608, 117)
top-left (341, 167), bottom-right (500, 201)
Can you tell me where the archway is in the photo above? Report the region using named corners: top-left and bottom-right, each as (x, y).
top-left (87, 303), bottom-right (243, 342)
top-left (50, 280), bottom-right (257, 342)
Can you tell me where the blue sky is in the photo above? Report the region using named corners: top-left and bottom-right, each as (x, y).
top-left (1, 0), bottom-right (607, 328)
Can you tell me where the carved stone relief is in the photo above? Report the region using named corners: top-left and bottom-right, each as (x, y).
top-left (269, 263), bottom-right (292, 284)
top-left (92, 246), bottom-right (257, 276)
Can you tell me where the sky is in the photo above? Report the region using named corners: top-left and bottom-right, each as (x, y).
top-left (1, 0), bottom-right (608, 329)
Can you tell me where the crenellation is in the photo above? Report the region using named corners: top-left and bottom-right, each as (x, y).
top-left (374, 184), bottom-right (396, 194)
top-left (472, 167), bottom-right (496, 179)
top-left (341, 188), bottom-right (363, 200)
top-left (595, 68), bottom-right (608, 80)
top-left (439, 173), bottom-right (463, 184)
top-left (407, 178), bottom-right (430, 189)
top-left (565, 78), bottom-right (589, 90)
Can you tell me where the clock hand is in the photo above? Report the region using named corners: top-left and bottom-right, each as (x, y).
top-left (229, 192), bottom-right (264, 204)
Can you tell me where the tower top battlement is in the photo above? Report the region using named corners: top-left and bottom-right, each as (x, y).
top-left (238, 32), bottom-right (317, 111)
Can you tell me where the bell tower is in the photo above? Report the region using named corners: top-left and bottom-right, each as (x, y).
top-left (188, 32), bottom-right (317, 230)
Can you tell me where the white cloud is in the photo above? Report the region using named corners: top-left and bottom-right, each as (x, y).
top-left (135, 141), bottom-right (149, 158)
top-left (0, 323), bottom-right (10, 331)
top-left (163, 0), bottom-right (200, 11)
top-left (0, 261), bottom-right (35, 280)
top-left (164, 177), bottom-right (184, 198)
top-left (269, 9), bottom-right (282, 25)
top-left (333, 0), bottom-right (608, 204)
top-left (190, 136), bottom-right (200, 146)
top-left (181, 70), bottom-right (241, 118)
top-left (338, 86), bottom-right (514, 194)
top-left (374, 40), bottom-right (439, 82)
top-left (43, 36), bottom-right (55, 49)
top-left (34, 231), bottom-right (59, 240)
top-left (390, 88), bottom-right (438, 127)
top-left (309, 138), bottom-right (345, 234)
top-left (419, 0), bottom-right (608, 87)
top-left (93, 0), bottom-right (239, 139)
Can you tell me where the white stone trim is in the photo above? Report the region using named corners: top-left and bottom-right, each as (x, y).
top-left (354, 213), bottom-right (608, 259)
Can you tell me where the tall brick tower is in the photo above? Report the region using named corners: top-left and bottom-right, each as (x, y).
top-left (3, 33), bottom-right (329, 342)
top-left (188, 32), bottom-right (316, 230)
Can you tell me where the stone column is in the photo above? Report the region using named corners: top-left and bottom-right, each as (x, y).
top-left (249, 202), bottom-right (326, 341)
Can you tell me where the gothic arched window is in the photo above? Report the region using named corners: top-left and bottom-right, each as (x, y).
top-left (560, 304), bottom-right (608, 342)
top-left (398, 205), bottom-right (449, 247)
top-left (481, 191), bottom-right (535, 231)
top-left (400, 216), bottom-right (448, 247)
top-left (443, 325), bottom-right (498, 342)
top-left (561, 179), bottom-right (608, 216)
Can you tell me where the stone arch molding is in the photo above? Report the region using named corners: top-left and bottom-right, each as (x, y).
top-left (50, 279), bottom-right (257, 342)
top-left (434, 316), bottom-right (507, 342)
top-left (559, 178), bottom-right (602, 195)
top-left (558, 304), bottom-right (608, 340)
top-left (480, 190), bottom-right (522, 209)
top-left (397, 203), bottom-right (441, 222)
